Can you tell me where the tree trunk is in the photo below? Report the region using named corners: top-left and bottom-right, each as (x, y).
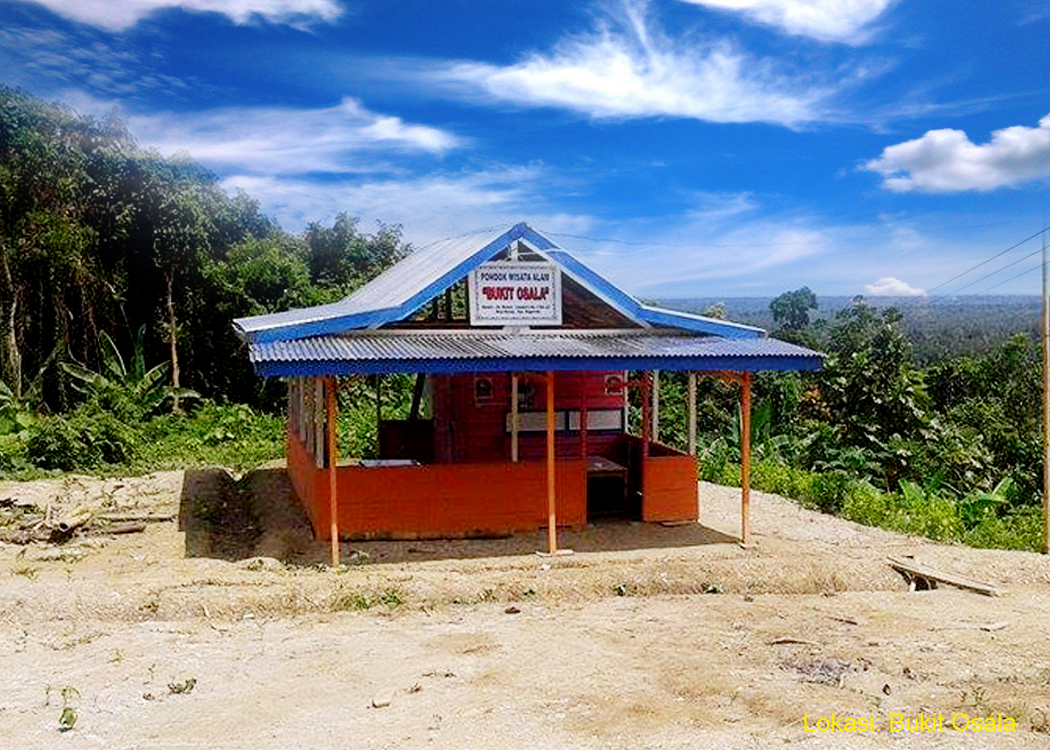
top-left (165, 271), bottom-right (181, 414)
top-left (0, 247), bottom-right (22, 399)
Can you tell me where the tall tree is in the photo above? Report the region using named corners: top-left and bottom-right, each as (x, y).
top-left (770, 286), bottom-right (817, 332)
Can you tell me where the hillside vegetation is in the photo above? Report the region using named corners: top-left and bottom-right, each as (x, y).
top-left (0, 87), bottom-right (1045, 551)
top-left (647, 292), bottom-right (1044, 551)
top-left (0, 85), bottom-right (407, 474)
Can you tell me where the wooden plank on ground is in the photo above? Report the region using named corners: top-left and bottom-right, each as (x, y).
top-left (886, 556), bottom-right (1003, 597)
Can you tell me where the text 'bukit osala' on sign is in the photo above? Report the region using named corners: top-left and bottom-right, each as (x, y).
top-left (468, 262), bottom-right (562, 326)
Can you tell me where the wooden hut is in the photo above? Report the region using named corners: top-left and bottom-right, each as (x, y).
top-left (234, 223), bottom-right (821, 564)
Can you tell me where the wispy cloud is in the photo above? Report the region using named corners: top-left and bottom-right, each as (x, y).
top-left (610, 225), bottom-right (831, 291)
top-left (131, 98), bottom-right (461, 175)
top-left (675, 0), bottom-right (897, 44)
top-left (424, 0), bottom-right (839, 128)
top-left (220, 167), bottom-right (596, 241)
top-left (545, 199), bottom-right (1021, 297)
top-left (16, 0), bottom-right (342, 32)
top-left (0, 26), bottom-right (197, 101)
top-left (864, 276), bottom-right (925, 296)
top-left (864, 113), bottom-right (1050, 192)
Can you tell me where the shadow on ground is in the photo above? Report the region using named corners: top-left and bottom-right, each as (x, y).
top-left (180, 467), bottom-right (740, 566)
top-left (178, 469), bottom-right (262, 561)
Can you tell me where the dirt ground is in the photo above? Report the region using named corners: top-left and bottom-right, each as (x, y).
top-left (2, 468), bottom-right (1050, 749)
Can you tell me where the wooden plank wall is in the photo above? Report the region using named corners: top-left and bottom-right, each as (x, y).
top-left (431, 371), bottom-right (625, 463)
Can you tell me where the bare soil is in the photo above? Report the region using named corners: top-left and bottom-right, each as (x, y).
top-left (2, 468), bottom-right (1050, 749)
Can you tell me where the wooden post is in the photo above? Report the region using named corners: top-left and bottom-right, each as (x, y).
top-left (687, 372), bottom-right (697, 456)
top-left (546, 371), bottom-right (558, 554)
top-left (641, 371), bottom-right (651, 459)
top-left (579, 372), bottom-right (588, 459)
top-left (511, 374), bottom-right (520, 463)
top-left (740, 371), bottom-right (752, 547)
top-left (409, 373), bottom-right (425, 420)
top-left (622, 371), bottom-right (629, 435)
top-left (652, 370), bottom-right (660, 443)
top-left (327, 376), bottom-right (340, 567)
top-left (375, 374), bottom-right (382, 456)
top-left (1042, 230), bottom-right (1049, 554)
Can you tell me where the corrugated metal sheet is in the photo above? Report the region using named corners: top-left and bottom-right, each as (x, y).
top-left (251, 331), bottom-right (820, 371)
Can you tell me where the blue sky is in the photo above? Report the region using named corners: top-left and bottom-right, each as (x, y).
top-left (2, 0), bottom-right (1050, 299)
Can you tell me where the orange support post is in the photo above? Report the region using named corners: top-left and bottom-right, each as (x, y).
top-left (327, 376), bottom-right (340, 567)
top-left (740, 371), bottom-right (752, 548)
top-left (546, 370), bottom-right (558, 554)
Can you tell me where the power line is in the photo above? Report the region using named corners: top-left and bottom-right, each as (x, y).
top-left (927, 243), bottom-right (1047, 303)
top-left (920, 226), bottom-right (1049, 298)
top-left (939, 256), bottom-right (1047, 301)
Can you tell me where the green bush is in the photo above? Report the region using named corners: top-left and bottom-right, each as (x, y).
top-left (963, 506), bottom-right (1041, 551)
top-left (5, 400), bottom-right (284, 476)
top-left (26, 408), bottom-right (137, 470)
top-left (137, 401), bottom-right (285, 473)
top-left (716, 456), bottom-right (1038, 552)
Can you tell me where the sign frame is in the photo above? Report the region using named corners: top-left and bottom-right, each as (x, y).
top-left (468, 262), bottom-right (562, 326)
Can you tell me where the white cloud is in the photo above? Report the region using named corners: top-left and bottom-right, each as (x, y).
top-left (18, 0), bottom-right (342, 31)
top-left (864, 113), bottom-right (1050, 192)
top-left (430, 0), bottom-right (835, 128)
top-left (131, 98), bottom-right (461, 175)
top-left (864, 276), bottom-right (925, 296)
top-left (676, 0), bottom-right (896, 44)
top-left (552, 197), bottom-right (833, 294)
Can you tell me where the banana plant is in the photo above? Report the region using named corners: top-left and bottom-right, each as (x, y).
top-left (60, 326), bottom-right (198, 419)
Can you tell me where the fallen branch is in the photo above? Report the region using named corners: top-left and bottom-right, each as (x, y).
top-left (827, 615), bottom-right (859, 626)
top-left (768, 637), bottom-right (821, 647)
top-left (56, 504), bottom-right (94, 534)
top-left (99, 522), bottom-right (147, 535)
top-left (887, 556), bottom-right (1002, 597)
top-left (99, 512), bottom-right (178, 524)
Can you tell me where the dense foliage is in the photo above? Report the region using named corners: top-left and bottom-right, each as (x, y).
top-left (648, 290), bottom-right (1047, 551)
top-left (0, 85), bottom-right (410, 474)
top-left (0, 85), bottom-right (409, 411)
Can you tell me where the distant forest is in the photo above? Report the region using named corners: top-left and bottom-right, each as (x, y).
top-left (657, 296), bottom-right (1041, 363)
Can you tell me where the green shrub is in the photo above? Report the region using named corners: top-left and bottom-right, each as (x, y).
top-left (963, 506), bottom-right (1041, 551)
top-left (752, 461), bottom-right (816, 507)
top-left (715, 457), bottom-right (1038, 552)
top-left (26, 408), bottom-right (137, 470)
top-left (137, 401), bottom-right (284, 473)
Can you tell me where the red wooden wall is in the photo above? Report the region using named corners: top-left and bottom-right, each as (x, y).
top-left (431, 371), bottom-right (624, 463)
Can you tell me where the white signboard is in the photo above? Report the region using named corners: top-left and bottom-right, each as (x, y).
top-left (468, 262), bottom-right (562, 326)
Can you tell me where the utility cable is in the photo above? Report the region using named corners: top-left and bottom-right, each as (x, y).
top-left (920, 226), bottom-right (1049, 299)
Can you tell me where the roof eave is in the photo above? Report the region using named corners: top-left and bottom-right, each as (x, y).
top-left (253, 353), bottom-right (823, 378)
top-left (638, 305), bottom-right (766, 339)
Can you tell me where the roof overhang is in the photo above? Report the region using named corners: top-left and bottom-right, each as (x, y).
top-left (249, 330), bottom-right (822, 378)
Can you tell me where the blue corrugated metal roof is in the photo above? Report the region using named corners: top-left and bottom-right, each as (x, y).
top-left (249, 331), bottom-right (822, 377)
top-left (233, 222), bottom-right (764, 343)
